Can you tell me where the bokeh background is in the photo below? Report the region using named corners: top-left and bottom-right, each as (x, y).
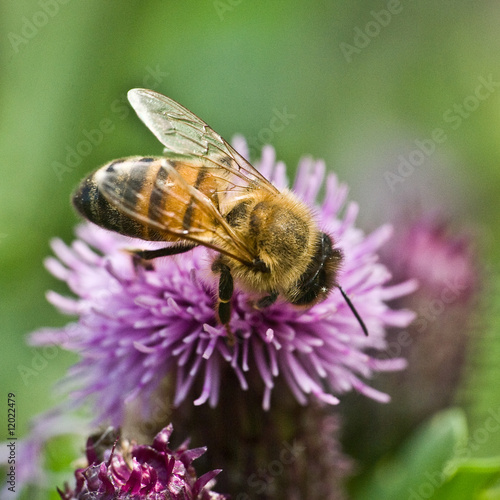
top-left (2, 1), bottom-right (500, 498)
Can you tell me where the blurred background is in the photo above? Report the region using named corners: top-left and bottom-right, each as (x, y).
top-left (1, 0), bottom-right (500, 498)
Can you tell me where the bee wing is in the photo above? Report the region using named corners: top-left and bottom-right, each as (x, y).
top-left (96, 158), bottom-right (257, 266)
top-left (127, 88), bottom-right (279, 196)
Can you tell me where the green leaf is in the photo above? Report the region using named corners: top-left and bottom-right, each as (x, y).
top-left (353, 409), bottom-right (500, 500)
top-left (479, 484), bottom-right (500, 500)
top-left (434, 458), bottom-right (500, 500)
top-left (353, 408), bottom-right (468, 500)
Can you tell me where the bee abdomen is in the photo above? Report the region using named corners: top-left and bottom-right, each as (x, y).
top-left (72, 158), bottom-right (164, 241)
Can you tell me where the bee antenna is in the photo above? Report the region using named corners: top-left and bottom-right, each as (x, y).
top-left (337, 286), bottom-right (369, 336)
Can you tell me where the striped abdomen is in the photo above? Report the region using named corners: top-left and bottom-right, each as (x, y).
top-left (72, 156), bottom-right (221, 242)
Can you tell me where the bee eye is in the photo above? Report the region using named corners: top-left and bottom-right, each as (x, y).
top-left (293, 286), bottom-right (319, 306)
top-left (289, 233), bottom-right (338, 306)
top-left (292, 267), bottom-right (330, 305)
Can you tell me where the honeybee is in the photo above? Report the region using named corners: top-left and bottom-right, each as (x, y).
top-left (73, 89), bottom-right (367, 339)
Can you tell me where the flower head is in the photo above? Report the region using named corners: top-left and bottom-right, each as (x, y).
top-left (58, 424), bottom-right (227, 500)
top-left (381, 213), bottom-right (480, 413)
top-left (341, 212), bottom-right (481, 463)
top-left (31, 138), bottom-right (415, 425)
top-left (390, 214), bottom-right (478, 298)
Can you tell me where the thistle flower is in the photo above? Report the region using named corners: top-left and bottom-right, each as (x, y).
top-left (340, 213), bottom-right (480, 463)
top-left (30, 138), bottom-right (415, 426)
top-left (57, 424), bottom-right (227, 500)
top-left (383, 214), bottom-right (480, 419)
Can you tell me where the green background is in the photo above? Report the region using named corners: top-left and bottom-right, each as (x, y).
top-left (1, 1), bottom-right (500, 498)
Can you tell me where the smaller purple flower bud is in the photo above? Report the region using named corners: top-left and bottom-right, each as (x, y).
top-left (57, 424), bottom-right (227, 500)
top-left (341, 213), bottom-right (481, 462)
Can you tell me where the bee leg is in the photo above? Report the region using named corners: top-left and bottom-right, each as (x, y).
top-left (130, 243), bottom-right (197, 261)
top-left (211, 260), bottom-right (235, 345)
top-left (130, 252), bottom-right (155, 271)
top-left (255, 291), bottom-right (279, 309)
top-left (130, 244), bottom-right (198, 273)
top-left (223, 320), bottom-right (236, 346)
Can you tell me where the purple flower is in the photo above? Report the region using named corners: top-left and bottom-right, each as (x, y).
top-left (388, 214), bottom-right (479, 302)
top-left (58, 424), bottom-right (227, 500)
top-left (31, 137), bottom-right (416, 425)
top-left (340, 212), bottom-right (481, 463)
top-left (381, 213), bottom-right (480, 420)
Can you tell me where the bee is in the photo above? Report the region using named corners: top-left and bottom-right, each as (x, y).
top-left (72, 89), bottom-right (367, 339)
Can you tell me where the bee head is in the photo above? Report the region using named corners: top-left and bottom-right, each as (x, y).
top-left (290, 232), bottom-right (368, 336)
top-left (290, 233), bottom-right (341, 306)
